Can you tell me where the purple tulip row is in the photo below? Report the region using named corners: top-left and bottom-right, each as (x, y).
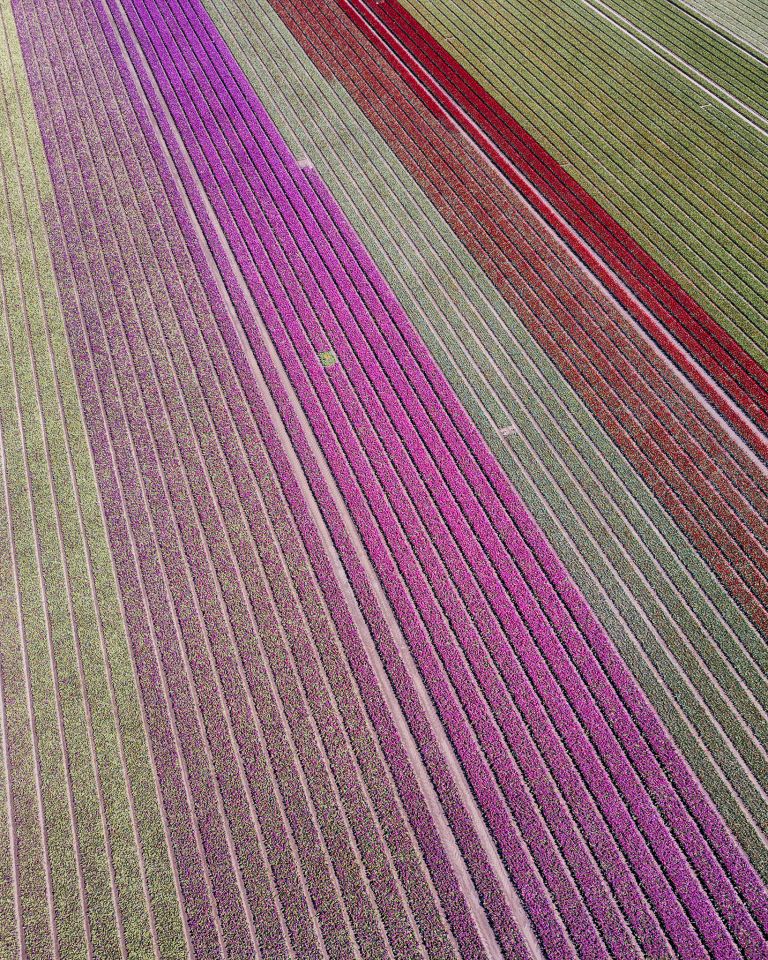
top-left (15, 0), bottom-right (508, 956)
top-left (20, 1), bottom-right (338, 956)
top-left (94, 0), bottom-right (540, 957)
top-left (100, 0), bottom-right (540, 955)
top-left (18, 2), bottom-right (293, 953)
top-left (13, 5), bottom-right (229, 956)
top-left (107, 0), bottom-right (768, 957)
top-left (78, 0), bottom-right (488, 951)
top-left (99, 12), bottom-right (453, 953)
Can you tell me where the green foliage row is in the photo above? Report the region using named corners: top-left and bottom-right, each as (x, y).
top-left (675, 0), bottom-right (768, 59)
top-left (0, 2), bottom-right (184, 955)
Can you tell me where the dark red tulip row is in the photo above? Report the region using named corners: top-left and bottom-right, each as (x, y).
top-left (338, 0), bottom-right (768, 456)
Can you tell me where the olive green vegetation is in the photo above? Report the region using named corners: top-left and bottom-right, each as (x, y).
top-left (585, 0), bottom-right (768, 115)
top-left (0, 3), bottom-right (185, 956)
top-left (399, 0), bottom-right (768, 370)
top-left (673, 0), bottom-right (768, 57)
top-left (319, 349), bottom-right (339, 367)
top-left (207, 0), bottom-right (768, 876)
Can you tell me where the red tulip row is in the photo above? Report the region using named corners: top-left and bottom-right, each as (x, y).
top-left (339, 0), bottom-right (768, 455)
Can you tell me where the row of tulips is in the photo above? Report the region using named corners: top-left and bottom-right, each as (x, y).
top-left (96, 0), bottom-right (535, 957)
top-left (109, 0), bottom-right (768, 956)
top-left (17, 0), bottom-right (503, 954)
top-left (21, 0), bottom-right (351, 953)
top-left (103, 0), bottom-right (536, 949)
top-left (85, 0), bottom-right (492, 944)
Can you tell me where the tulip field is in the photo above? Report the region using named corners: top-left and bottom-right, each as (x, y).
top-left (0, 0), bottom-right (766, 956)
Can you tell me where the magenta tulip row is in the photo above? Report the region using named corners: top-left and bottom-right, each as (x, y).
top-left (95, 0), bottom-right (517, 948)
top-left (98, 2), bottom-right (545, 958)
top-left (96, 2), bottom-right (540, 959)
top-left (15, 0), bottom-right (515, 955)
top-left (105, 0), bottom-right (768, 957)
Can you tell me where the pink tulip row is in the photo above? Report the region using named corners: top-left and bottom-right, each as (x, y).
top-left (100, 10), bottom-right (451, 952)
top-left (315, 154), bottom-right (768, 944)
top-left (102, 0), bottom-right (540, 955)
top-left (84, 0), bottom-right (494, 952)
top-left (108, 0), bottom-right (768, 957)
top-left (102, 5), bottom-right (540, 956)
top-left (17, 0), bottom-right (505, 955)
